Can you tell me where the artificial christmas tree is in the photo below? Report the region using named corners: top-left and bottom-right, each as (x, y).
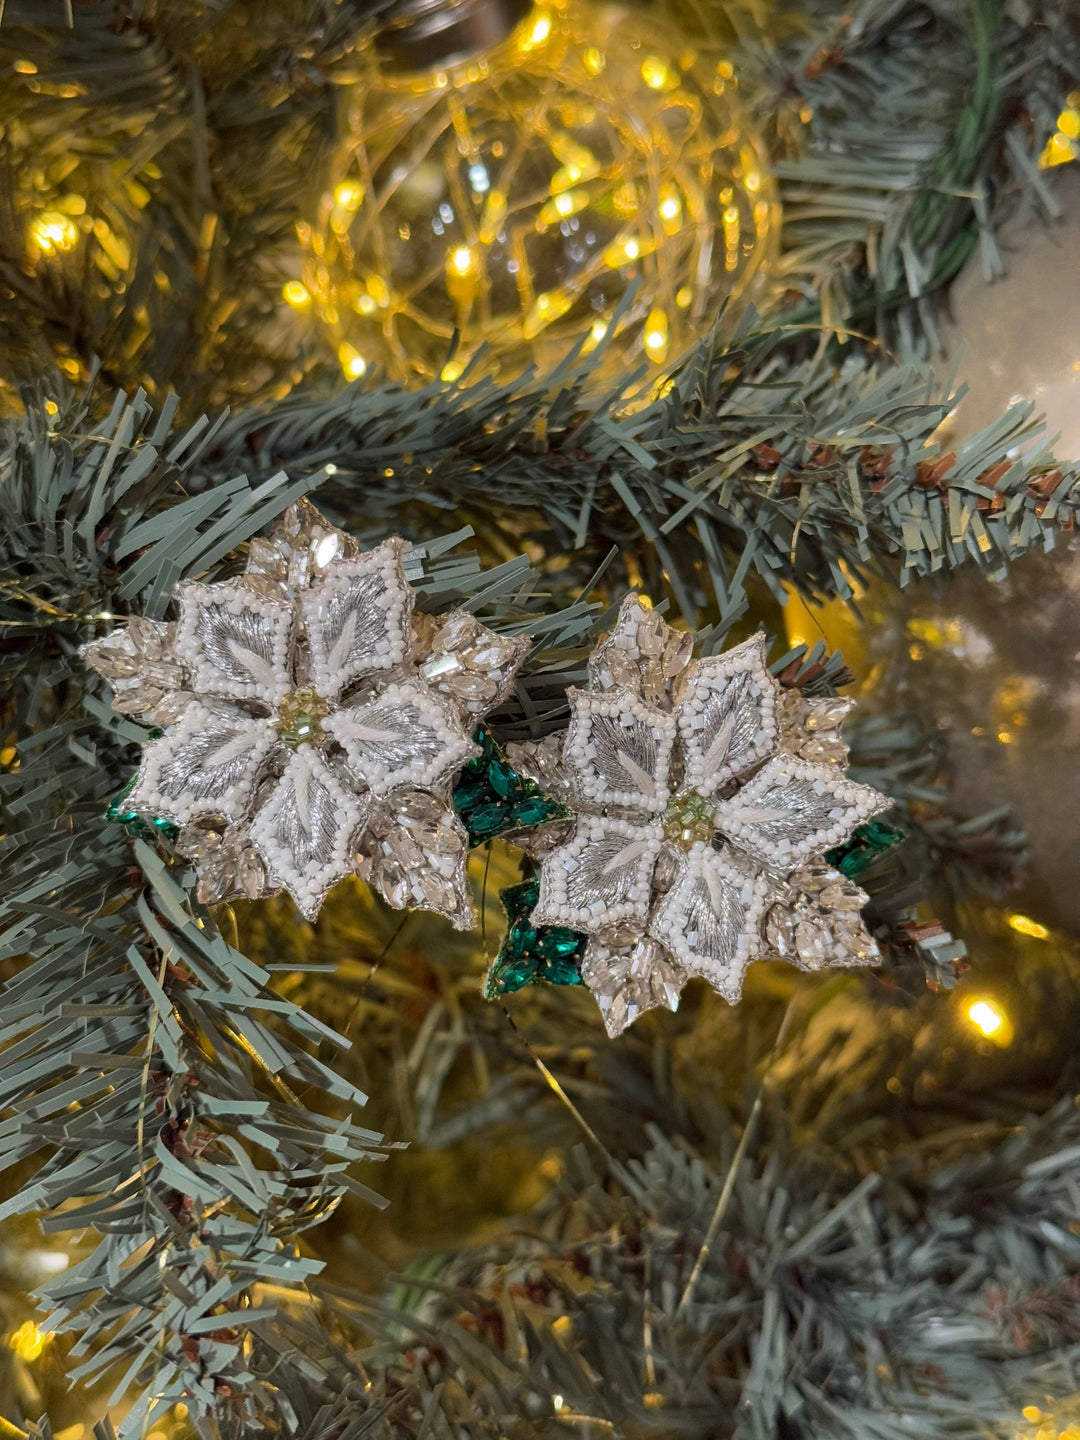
top-left (2, 1), bottom-right (1080, 1437)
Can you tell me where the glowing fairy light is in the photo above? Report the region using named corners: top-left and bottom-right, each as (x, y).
top-left (640, 56), bottom-right (671, 90)
top-left (449, 245), bottom-right (475, 276)
top-left (1008, 914), bottom-right (1049, 940)
top-left (9, 1320), bottom-right (50, 1362)
top-left (337, 343), bottom-right (367, 379)
top-left (282, 280), bottom-right (311, 308)
top-left (643, 306), bottom-right (669, 362)
top-left (332, 180), bottom-right (364, 209)
top-left (30, 211), bottom-right (79, 255)
top-left (964, 997), bottom-right (1013, 1046)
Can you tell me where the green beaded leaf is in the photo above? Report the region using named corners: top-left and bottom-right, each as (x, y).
top-left (454, 727), bottom-right (573, 848)
top-left (105, 775), bottom-right (179, 842)
top-left (824, 819), bottom-right (905, 879)
top-left (484, 879), bottom-right (588, 999)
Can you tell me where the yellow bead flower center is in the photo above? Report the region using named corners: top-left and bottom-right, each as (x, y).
top-left (275, 687), bottom-right (328, 749)
top-left (662, 789), bottom-right (715, 850)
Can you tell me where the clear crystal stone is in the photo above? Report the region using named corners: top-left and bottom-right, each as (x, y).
top-left (434, 612), bottom-right (477, 651)
top-left (804, 698), bottom-right (855, 732)
top-left (765, 906), bottom-right (797, 958)
top-left (800, 736), bottom-right (849, 764)
top-left (420, 653), bottom-right (464, 680)
top-left (795, 919), bottom-right (830, 965)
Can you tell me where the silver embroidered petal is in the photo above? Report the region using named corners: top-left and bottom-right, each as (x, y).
top-left (563, 687), bottom-right (676, 815)
top-left (673, 634), bottom-right (780, 796)
top-left (582, 936), bottom-right (686, 1038)
top-left (173, 578), bottom-right (294, 708)
top-left (300, 539), bottom-right (413, 700)
top-left (649, 843), bottom-right (770, 1003)
top-left (326, 681), bottom-right (479, 799)
top-left (355, 789), bottom-right (474, 929)
top-left (128, 700), bottom-right (280, 826)
top-left (714, 756), bottom-right (887, 872)
top-left (249, 747), bottom-right (368, 921)
top-left (532, 814), bottom-right (664, 933)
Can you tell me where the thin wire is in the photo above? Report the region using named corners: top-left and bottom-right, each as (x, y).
top-left (501, 1008), bottom-right (635, 1190)
top-left (676, 995), bottom-right (798, 1318)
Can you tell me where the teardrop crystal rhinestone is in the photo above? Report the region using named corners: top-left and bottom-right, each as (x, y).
top-left (247, 535), bottom-right (288, 582)
top-left (834, 918), bottom-right (880, 961)
top-left (662, 630), bottom-right (694, 679)
top-left (238, 848), bottom-right (268, 900)
top-left (803, 697), bottom-right (855, 732)
top-left (799, 736), bottom-right (849, 765)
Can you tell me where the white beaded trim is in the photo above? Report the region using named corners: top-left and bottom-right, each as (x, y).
top-left (563, 687), bottom-right (676, 815)
top-left (173, 579), bottom-right (294, 708)
top-left (127, 701), bottom-right (279, 826)
top-left (301, 539), bottom-right (412, 701)
top-left (532, 814), bottom-right (664, 933)
top-left (650, 842), bottom-right (770, 1002)
top-left (249, 747), bottom-right (366, 921)
top-left (325, 681), bottom-right (479, 799)
top-left (714, 755), bottom-right (886, 870)
top-left (674, 633), bottom-right (780, 796)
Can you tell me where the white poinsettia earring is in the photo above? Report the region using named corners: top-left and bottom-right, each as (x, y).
top-left (516, 596), bottom-right (888, 1035)
top-left (82, 500), bottom-right (528, 923)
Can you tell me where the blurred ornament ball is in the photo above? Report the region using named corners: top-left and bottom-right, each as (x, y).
top-left (291, 0), bottom-right (778, 385)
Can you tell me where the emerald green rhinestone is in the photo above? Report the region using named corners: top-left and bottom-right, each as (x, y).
top-left (825, 820), bottom-right (905, 878)
top-left (538, 929), bottom-right (582, 960)
top-left (510, 795), bottom-right (571, 828)
top-left (485, 879), bottom-right (588, 1000)
top-left (467, 803), bottom-right (508, 840)
top-left (545, 957), bottom-right (583, 987)
top-left (488, 759), bottom-right (524, 800)
top-left (486, 955), bottom-right (540, 996)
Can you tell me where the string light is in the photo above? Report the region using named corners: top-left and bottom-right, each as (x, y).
top-left (296, 0), bottom-right (775, 385)
top-left (9, 1319), bottom-right (49, 1361)
top-left (964, 997), bottom-right (1013, 1046)
top-left (1008, 914), bottom-right (1050, 940)
top-left (282, 280), bottom-right (311, 308)
top-left (30, 211), bottom-right (79, 255)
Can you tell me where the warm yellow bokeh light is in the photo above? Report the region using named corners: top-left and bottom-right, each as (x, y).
top-left (332, 180), bottom-right (364, 209)
top-left (964, 997), bottom-right (1014, 1046)
top-left (282, 279), bottom-right (311, 308)
top-left (583, 45), bottom-right (605, 75)
top-left (643, 306), bottom-right (669, 362)
top-left (338, 342), bottom-right (367, 380)
top-left (30, 211), bottom-right (79, 255)
top-left (1057, 108), bottom-right (1080, 139)
top-left (1008, 913), bottom-right (1050, 940)
top-left (519, 10), bottom-right (552, 50)
top-left (9, 1319), bottom-right (49, 1361)
top-left (449, 245), bottom-right (476, 276)
top-left (640, 56), bottom-right (671, 90)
